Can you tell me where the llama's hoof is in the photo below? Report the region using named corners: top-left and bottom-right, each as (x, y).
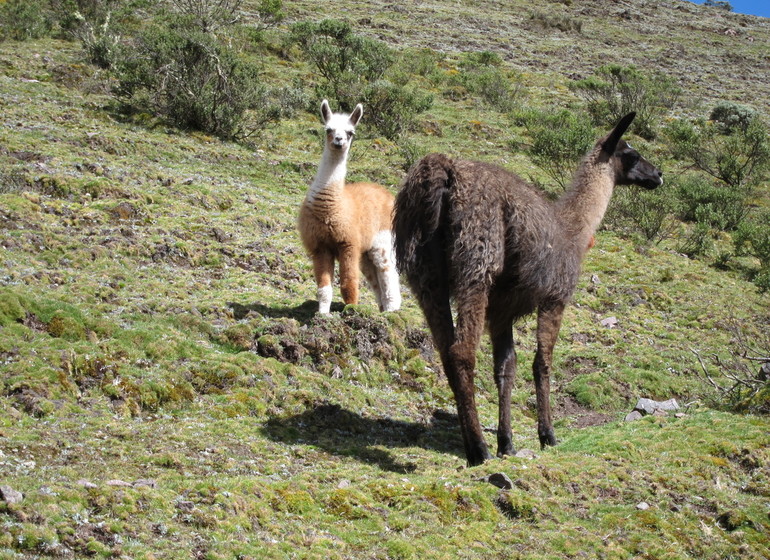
top-left (466, 444), bottom-right (494, 467)
top-left (497, 446), bottom-right (516, 459)
top-left (538, 431), bottom-right (558, 448)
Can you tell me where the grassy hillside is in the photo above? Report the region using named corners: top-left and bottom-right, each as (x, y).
top-left (1, 1), bottom-right (769, 558)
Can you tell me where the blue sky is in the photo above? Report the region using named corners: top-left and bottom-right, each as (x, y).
top-left (690, 0), bottom-right (770, 18)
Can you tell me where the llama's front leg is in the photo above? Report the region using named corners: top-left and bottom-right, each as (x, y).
top-left (312, 251), bottom-right (335, 314)
top-left (338, 245), bottom-right (361, 306)
top-left (450, 293), bottom-right (494, 466)
top-left (533, 303), bottom-right (565, 448)
top-left (490, 318), bottom-right (517, 458)
top-left (368, 231), bottom-right (401, 312)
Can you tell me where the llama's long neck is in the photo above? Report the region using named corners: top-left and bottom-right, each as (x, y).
top-left (555, 154), bottom-right (615, 248)
top-left (306, 145), bottom-right (348, 205)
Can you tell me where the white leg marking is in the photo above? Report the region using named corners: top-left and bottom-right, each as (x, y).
top-left (369, 230), bottom-right (401, 312)
top-left (317, 284), bottom-right (333, 314)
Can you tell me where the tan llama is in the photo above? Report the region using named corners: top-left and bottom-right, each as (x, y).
top-left (298, 100), bottom-right (401, 314)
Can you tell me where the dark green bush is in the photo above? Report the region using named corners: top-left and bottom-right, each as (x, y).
top-left (666, 115), bottom-right (770, 192)
top-left (0, 0), bottom-right (52, 40)
top-left (606, 183), bottom-right (678, 243)
top-left (288, 19), bottom-right (432, 139)
top-left (288, 19), bottom-right (392, 104)
top-left (359, 80), bottom-right (433, 141)
top-left (570, 64), bottom-right (680, 139)
top-left (734, 211), bottom-right (770, 292)
top-left (447, 51), bottom-right (522, 112)
top-left (522, 108), bottom-right (595, 191)
top-left (113, 21), bottom-right (269, 139)
top-left (676, 218), bottom-right (714, 258)
top-left (674, 174), bottom-right (750, 232)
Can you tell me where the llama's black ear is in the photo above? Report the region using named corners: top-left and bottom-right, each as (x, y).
top-left (321, 99), bottom-right (332, 123)
top-left (600, 112), bottom-right (636, 158)
top-left (349, 104), bottom-right (363, 127)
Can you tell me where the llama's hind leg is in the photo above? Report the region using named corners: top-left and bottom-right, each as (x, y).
top-left (489, 316), bottom-right (517, 457)
top-left (450, 292), bottom-right (495, 466)
top-left (533, 303), bottom-right (565, 448)
top-left (368, 230), bottom-right (401, 312)
top-left (360, 254), bottom-right (384, 310)
top-left (312, 251), bottom-right (335, 314)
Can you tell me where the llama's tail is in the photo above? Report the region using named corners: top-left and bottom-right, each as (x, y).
top-left (393, 153), bottom-right (454, 275)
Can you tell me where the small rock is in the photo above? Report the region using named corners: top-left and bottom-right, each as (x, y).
top-left (657, 398), bottom-right (679, 411)
top-left (105, 479), bottom-right (132, 487)
top-left (675, 412), bottom-right (686, 418)
top-left (514, 449), bottom-right (537, 460)
top-left (77, 479), bottom-right (98, 489)
top-left (133, 479), bottom-right (157, 489)
top-left (0, 485), bottom-right (23, 504)
top-left (486, 472), bottom-right (513, 490)
top-left (624, 410), bottom-right (644, 422)
top-left (634, 398), bottom-right (679, 416)
top-left (337, 479), bottom-right (351, 489)
top-left (636, 502), bottom-right (650, 511)
top-left (600, 316), bottom-right (619, 328)
top-left (591, 274), bottom-right (601, 285)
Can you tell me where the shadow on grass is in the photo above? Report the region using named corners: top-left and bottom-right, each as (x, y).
top-left (261, 402), bottom-right (465, 473)
top-left (228, 300), bottom-right (345, 324)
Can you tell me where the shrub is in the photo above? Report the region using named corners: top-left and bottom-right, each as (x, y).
top-left (0, 0), bottom-right (52, 40)
top-left (710, 101), bottom-right (758, 134)
top-left (704, 0), bottom-right (733, 11)
top-left (288, 19), bottom-right (431, 139)
top-left (74, 10), bottom-right (121, 68)
top-left (360, 80), bottom-right (433, 141)
top-left (694, 319), bottom-right (768, 415)
top-left (288, 19), bottom-right (392, 102)
top-left (606, 183), bottom-right (678, 243)
top-left (570, 64), bottom-right (680, 139)
top-left (666, 114), bottom-right (770, 192)
top-left (676, 218), bottom-right (714, 258)
top-left (666, 113), bottom-right (770, 234)
top-left (673, 174), bottom-right (750, 232)
top-left (734, 210), bottom-right (770, 292)
top-left (447, 51), bottom-right (522, 112)
top-left (113, 20), bottom-right (271, 139)
top-left (523, 108), bottom-right (595, 191)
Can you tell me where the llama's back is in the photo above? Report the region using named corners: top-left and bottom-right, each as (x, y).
top-left (450, 159), bottom-right (581, 308)
top-left (395, 154), bottom-right (581, 315)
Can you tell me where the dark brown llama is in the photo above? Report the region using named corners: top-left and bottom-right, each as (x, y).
top-left (393, 113), bottom-right (663, 466)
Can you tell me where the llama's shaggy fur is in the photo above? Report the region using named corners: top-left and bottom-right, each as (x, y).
top-left (393, 113), bottom-right (663, 465)
top-left (299, 100), bottom-right (401, 314)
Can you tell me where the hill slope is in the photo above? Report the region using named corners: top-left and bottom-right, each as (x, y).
top-left (0, 2), bottom-right (769, 558)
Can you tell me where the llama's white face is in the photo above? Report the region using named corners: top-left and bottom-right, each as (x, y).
top-left (320, 100), bottom-right (363, 154)
top-left (324, 113), bottom-right (357, 152)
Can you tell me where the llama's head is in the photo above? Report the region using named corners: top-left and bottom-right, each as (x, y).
top-left (598, 112), bottom-right (663, 190)
top-left (320, 99), bottom-right (363, 154)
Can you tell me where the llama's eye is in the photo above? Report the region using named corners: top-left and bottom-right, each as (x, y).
top-left (325, 128), bottom-right (333, 135)
top-left (347, 131), bottom-right (354, 138)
